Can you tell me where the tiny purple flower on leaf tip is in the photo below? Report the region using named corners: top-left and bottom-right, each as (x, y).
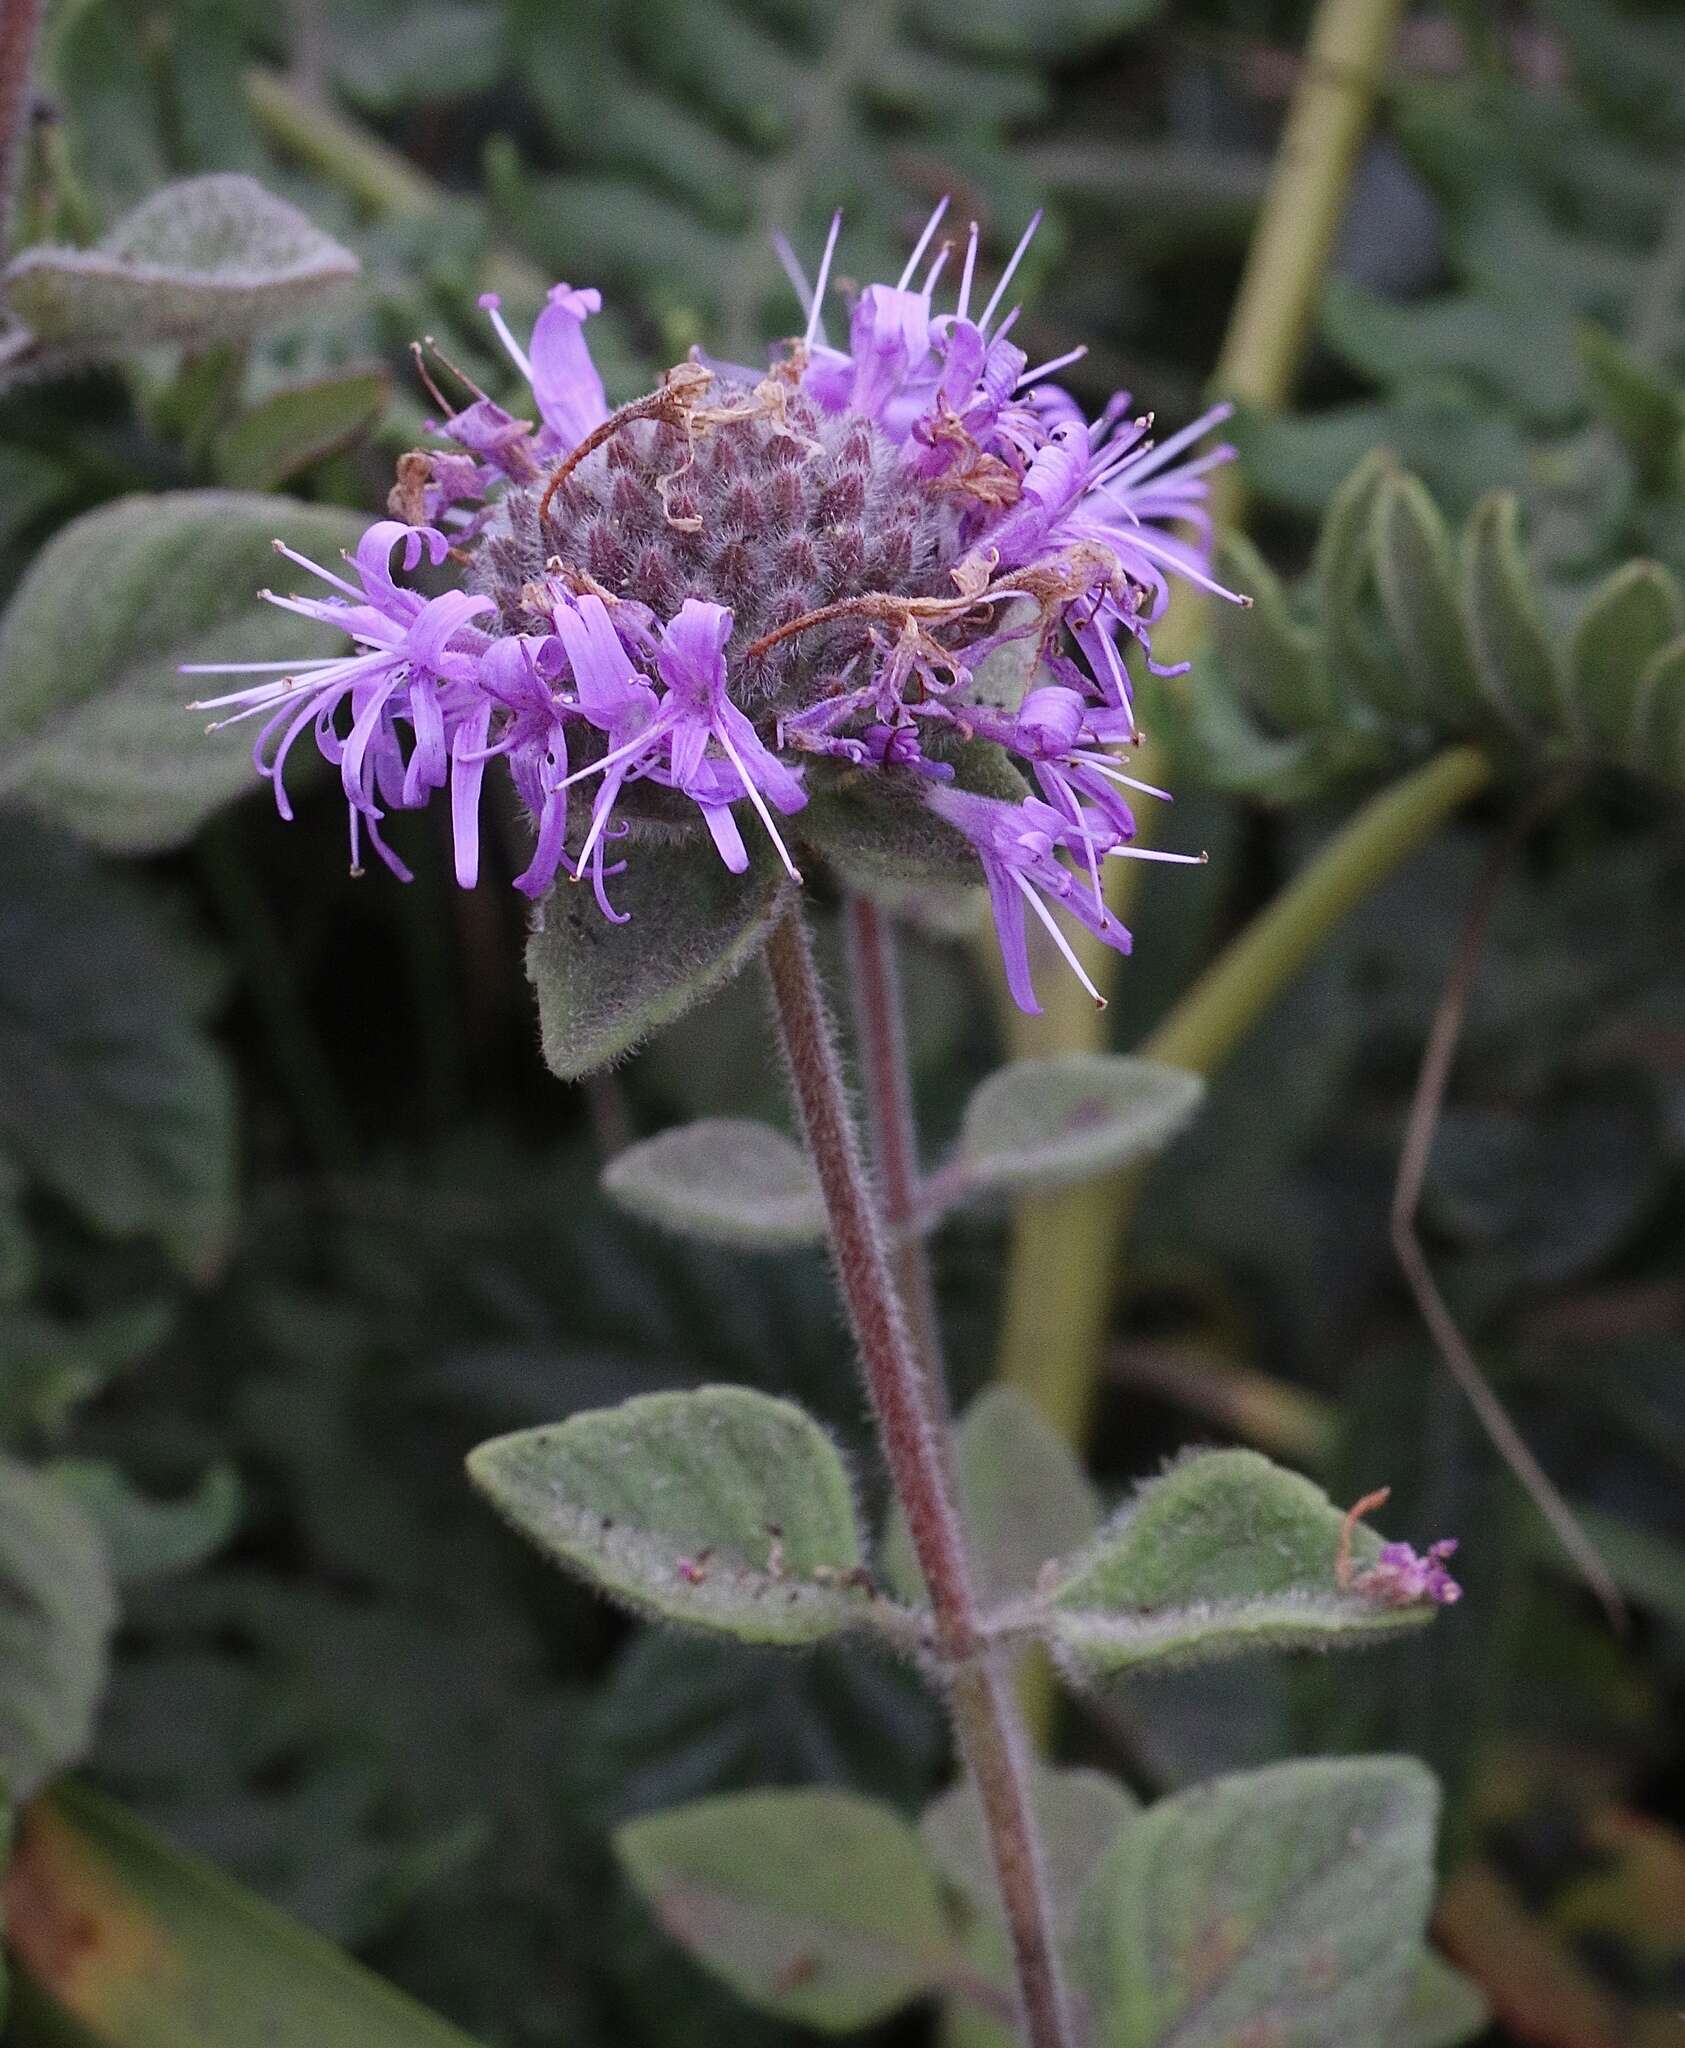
top-left (1333, 1486), bottom-right (1463, 1609)
top-left (187, 202), bottom-right (1242, 1010)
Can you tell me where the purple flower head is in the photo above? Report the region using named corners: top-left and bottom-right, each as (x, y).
top-left (1353, 1540), bottom-right (1463, 1609)
top-left (190, 202), bottom-right (1240, 1013)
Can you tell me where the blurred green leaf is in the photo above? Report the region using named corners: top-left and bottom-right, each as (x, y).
top-left (1080, 1757), bottom-right (1440, 2048)
top-left (601, 1119), bottom-right (825, 1250)
top-left (468, 1386), bottom-right (890, 1646)
top-left (212, 369), bottom-right (389, 492)
top-left (44, 1461), bottom-right (241, 1584)
top-left (0, 1452), bottom-right (116, 1802)
top-left (0, 492), bottom-right (365, 853)
top-left (1391, 1951), bottom-right (1490, 2048)
top-left (616, 1788), bottom-right (956, 2030)
top-left (0, 819), bottom-right (233, 1275)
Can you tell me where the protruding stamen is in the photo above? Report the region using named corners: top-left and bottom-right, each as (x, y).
top-left (804, 211), bottom-right (843, 350)
top-left (978, 209), bottom-right (1043, 335)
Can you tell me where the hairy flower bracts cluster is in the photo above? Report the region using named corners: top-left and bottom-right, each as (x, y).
top-left (189, 203), bottom-right (1240, 1012)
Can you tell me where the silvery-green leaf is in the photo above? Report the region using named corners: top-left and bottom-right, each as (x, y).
top-left (1568, 559), bottom-right (1684, 758)
top-left (1371, 469), bottom-right (1484, 724)
top-left (212, 367), bottom-right (390, 492)
top-left (526, 839), bottom-right (790, 1080)
top-left (0, 1451), bottom-right (117, 1801)
top-left (0, 818), bottom-right (234, 1276)
top-left (0, 492), bottom-right (365, 853)
top-left (44, 1460), bottom-right (240, 1583)
top-left (601, 1118), bottom-right (825, 1248)
top-left (1578, 323), bottom-right (1685, 490)
top-left (952, 1055), bottom-right (1203, 1199)
top-left (1045, 1449), bottom-right (1435, 1679)
top-left (616, 1788), bottom-right (957, 2030)
top-left (2, 174), bottom-right (357, 354)
top-left (468, 1385), bottom-right (891, 1646)
top-left (1391, 1951), bottom-right (1490, 2048)
top-left (882, 1386), bottom-right (1100, 1607)
top-left (1080, 1755), bottom-right (1439, 2047)
top-left (1460, 490), bottom-right (1560, 738)
top-left (1210, 532), bottom-right (1323, 730)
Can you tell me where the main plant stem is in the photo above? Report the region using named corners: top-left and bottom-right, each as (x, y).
top-left (764, 902), bottom-right (1071, 2048)
top-left (844, 894), bottom-right (948, 1428)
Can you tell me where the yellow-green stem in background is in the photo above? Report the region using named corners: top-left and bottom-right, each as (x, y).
top-left (993, 0), bottom-right (1412, 1437)
top-left (1000, 746), bottom-right (1493, 1445)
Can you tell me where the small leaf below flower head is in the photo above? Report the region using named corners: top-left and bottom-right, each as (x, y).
top-left (0, 174), bottom-right (357, 357)
top-left (881, 1386), bottom-right (1100, 1607)
top-left (467, 1386), bottom-right (895, 1647)
top-left (952, 1054), bottom-right (1203, 1200)
top-left (525, 836), bottom-right (791, 1080)
top-left (1042, 1449), bottom-right (1438, 1681)
top-left (601, 1118), bottom-right (826, 1249)
top-left (1078, 1755), bottom-right (1439, 2048)
top-left (616, 1788), bottom-right (958, 2031)
top-left (43, 1459), bottom-right (241, 1584)
top-left (797, 741), bottom-right (1028, 900)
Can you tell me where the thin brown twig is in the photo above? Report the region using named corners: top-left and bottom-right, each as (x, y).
top-left (536, 372), bottom-right (709, 528)
top-left (1389, 772), bottom-right (1626, 1630)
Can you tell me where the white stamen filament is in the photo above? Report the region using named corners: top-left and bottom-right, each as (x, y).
top-left (897, 195), bottom-right (950, 292)
top-left (979, 209), bottom-right (1042, 335)
top-left (1013, 870), bottom-right (1106, 1006)
top-left (805, 212), bottom-right (843, 350)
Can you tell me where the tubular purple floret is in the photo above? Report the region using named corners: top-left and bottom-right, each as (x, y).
top-left (185, 202), bottom-right (1240, 1010)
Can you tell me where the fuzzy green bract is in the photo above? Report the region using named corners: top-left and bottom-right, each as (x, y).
top-left (956, 1055), bottom-right (1205, 1197)
top-left (466, 1385), bottom-right (881, 1646)
top-left (526, 841), bottom-right (791, 1079)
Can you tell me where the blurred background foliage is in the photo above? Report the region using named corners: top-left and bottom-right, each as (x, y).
top-left (2, 1), bottom-right (1685, 2044)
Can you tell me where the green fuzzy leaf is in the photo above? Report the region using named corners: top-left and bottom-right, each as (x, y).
top-left (1045, 1449), bottom-right (1436, 1679)
top-left (1081, 1756), bottom-right (1439, 2047)
top-left (953, 1055), bottom-right (1204, 1198)
top-left (467, 1386), bottom-right (888, 1645)
top-left (601, 1118), bottom-right (825, 1249)
top-left (797, 743), bottom-right (1027, 900)
top-left (1578, 323), bottom-right (1685, 490)
top-left (525, 839), bottom-right (790, 1079)
top-left (0, 1451), bottom-right (117, 1801)
top-left (1631, 631), bottom-right (1685, 778)
top-left (1371, 470), bottom-right (1485, 725)
top-left (0, 492), bottom-right (365, 853)
top-left (616, 1788), bottom-right (956, 2031)
top-left (883, 1386), bottom-right (1100, 1608)
top-left (212, 367), bottom-right (390, 492)
top-left (44, 1460), bottom-right (241, 1583)
top-left (1459, 490), bottom-right (1562, 738)
top-left (1392, 1951), bottom-right (1490, 2048)
top-left (1210, 532), bottom-right (1324, 730)
top-left (0, 819), bottom-right (234, 1276)
top-left (908, 0), bottom-right (1161, 62)
top-left (1313, 450), bottom-right (1396, 712)
top-left (2, 174), bottom-right (357, 356)
top-left (1567, 558), bottom-right (1684, 756)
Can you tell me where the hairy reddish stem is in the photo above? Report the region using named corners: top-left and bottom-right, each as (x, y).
top-left (0, 0), bottom-right (44, 260)
top-left (844, 893), bottom-right (949, 1432)
top-left (764, 903), bottom-right (1072, 2048)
